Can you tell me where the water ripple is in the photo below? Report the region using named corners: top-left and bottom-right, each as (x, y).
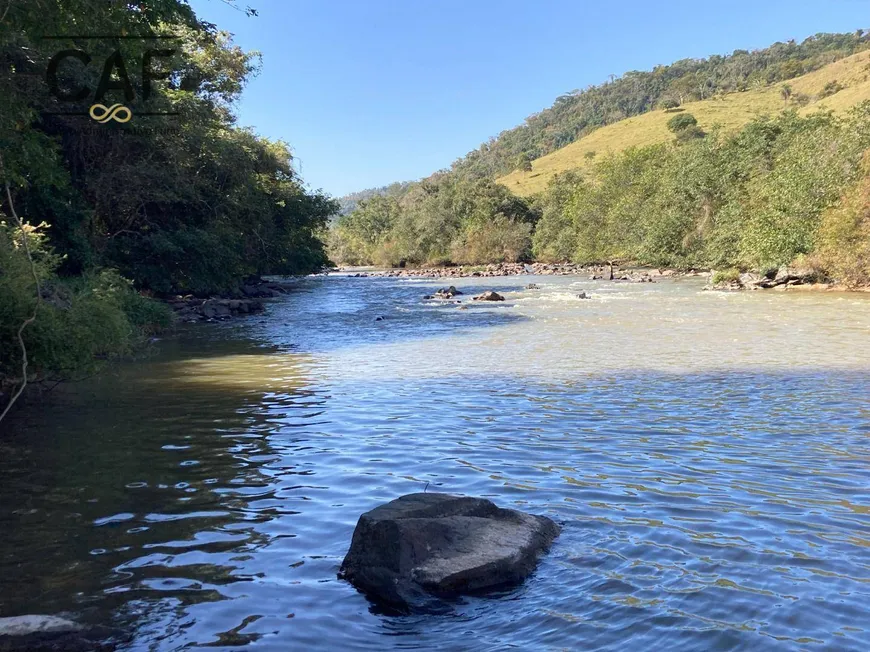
top-left (1, 276), bottom-right (870, 650)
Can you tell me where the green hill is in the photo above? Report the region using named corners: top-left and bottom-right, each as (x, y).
top-left (332, 31), bottom-right (870, 287)
top-left (448, 31), bottom-right (869, 181)
top-left (498, 51), bottom-right (870, 196)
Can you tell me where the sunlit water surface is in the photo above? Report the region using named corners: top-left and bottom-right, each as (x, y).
top-left (2, 275), bottom-right (870, 650)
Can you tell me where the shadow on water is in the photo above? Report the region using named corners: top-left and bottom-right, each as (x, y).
top-left (0, 336), bottom-right (316, 626)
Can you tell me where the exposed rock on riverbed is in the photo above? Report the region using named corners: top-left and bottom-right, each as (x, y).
top-left (348, 262), bottom-right (695, 282)
top-left (165, 278), bottom-right (293, 322)
top-left (168, 297), bottom-right (265, 322)
top-left (473, 291), bottom-right (505, 302)
top-left (705, 266), bottom-right (822, 292)
top-left (339, 493), bottom-right (559, 613)
top-left (366, 262), bottom-right (582, 278)
top-left (435, 286), bottom-right (462, 298)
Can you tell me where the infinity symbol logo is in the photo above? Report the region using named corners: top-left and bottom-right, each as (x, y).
top-left (89, 103), bottom-right (132, 123)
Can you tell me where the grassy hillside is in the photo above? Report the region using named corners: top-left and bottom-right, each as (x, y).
top-left (498, 51), bottom-right (870, 196)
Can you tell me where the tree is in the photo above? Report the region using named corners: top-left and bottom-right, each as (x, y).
top-left (516, 153), bottom-right (534, 172)
top-left (1, 0), bottom-right (338, 401)
top-left (329, 177), bottom-right (536, 267)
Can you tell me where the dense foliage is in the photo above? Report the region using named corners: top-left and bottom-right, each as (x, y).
top-left (1, 223), bottom-right (172, 389)
top-left (330, 177), bottom-right (537, 267)
top-left (530, 106), bottom-right (870, 282)
top-left (334, 102), bottom-right (870, 284)
top-left (0, 1), bottom-right (336, 401)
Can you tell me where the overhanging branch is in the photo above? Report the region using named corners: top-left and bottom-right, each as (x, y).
top-left (0, 150), bottom-right (41, 424)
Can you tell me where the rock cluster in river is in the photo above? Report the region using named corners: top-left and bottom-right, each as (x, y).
top-left (166, 278), bottom-right (292, 322)
top-left (706, 266), bottom-right (821, 292)
top-left (435, 285), bottom-right (462, 298)
top-left (364, 262), bottom-right (595, 278)
top-left (339, 493), bottom-right (560, 613)
top-left (348, 262), bottom-right (703, 282)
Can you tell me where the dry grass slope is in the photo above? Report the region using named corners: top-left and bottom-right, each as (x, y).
top-left (498, 52), bottom-right (870, 196)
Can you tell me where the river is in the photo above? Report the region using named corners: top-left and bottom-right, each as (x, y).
top-left (2, 273), bottom-right (870, 650)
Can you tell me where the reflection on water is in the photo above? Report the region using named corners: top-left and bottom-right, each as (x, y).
top-left (2, 275), bottom-right (870, 650)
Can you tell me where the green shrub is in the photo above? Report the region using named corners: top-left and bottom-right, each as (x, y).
top-left (90, 270), bottom-right (173, 336)
top-left (1, 224), bottom-right (172, 390)
top-left (793, 92), bottom-right (812, 106)
top-left (532, 172), bottom-right (583, 262)
top-left (819, 80), bottom-right (846, 99)
top-left (516, 153), bottom-right (533, 172)
top-left (667, 113), bottom-right (699, 133)
top-left (450, 216), bottom-right (531, 264)
top-left (675, 125), bottom-right (707, 142)
top-left (711, 268), bottom-right (741, 284)
top-left (813, 152), bottom-right (870, 286)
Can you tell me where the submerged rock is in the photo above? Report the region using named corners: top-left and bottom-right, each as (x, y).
top-left (169, 296), bottom-right (264, 322)
top-left (0, 615), bottom-right (117, 651)
top-left (339, 493), bottom-right (559, 612)
top-left (473, 291), bottom-right (505, 302)
top-left (0, 616), bottom-right (82, 637)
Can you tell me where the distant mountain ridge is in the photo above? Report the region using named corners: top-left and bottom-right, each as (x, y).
top-left (339, 30), bottom-right (869, 205)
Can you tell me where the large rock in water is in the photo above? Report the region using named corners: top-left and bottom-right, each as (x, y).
top-left (339, 493), bottom-right (559, 612)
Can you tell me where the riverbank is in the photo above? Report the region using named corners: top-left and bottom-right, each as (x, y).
top-left (0, 277), bottom-right (296, 420)
top-left (337, 262), bottom-right (707, 282)
top-left (336, 261), bottom-right (870, 293)
top-left (163, 278), bottom-right (297, 323)
top-left (704, 266), bottom-right (870, 293)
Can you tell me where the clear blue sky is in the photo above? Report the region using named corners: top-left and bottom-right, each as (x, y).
top-left (189, 0), bottom-right (869, 197)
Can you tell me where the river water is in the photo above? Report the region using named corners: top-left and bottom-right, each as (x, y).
top-left (2, 274), bottom-right (870, 650)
